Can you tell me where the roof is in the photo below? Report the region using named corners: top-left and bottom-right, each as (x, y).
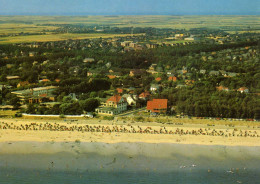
top-left (107, 75), bottom-right (116, 79)
top-left (117, 88), bottom-right (124, 94)
top-left (216, 86), bottom-right (229, 91)
top-left (155, 77), bottom-right (162, 81)
top-left (139, 91), bottom-right (150, 98)
top-left (237, 87), bottom-right (248, 91)
top-left (150, 84), bottom-right (159, 88)
top-left (6, 76), bottom-right (20, 80)
top-left (41, 79), bottom-right (50, 82)
top-left (168, 76), bottom-right (177, 81)
top-left (107, 94), bottom-right (125, 104)
top-left (147, 99), bottom-right (168, 111)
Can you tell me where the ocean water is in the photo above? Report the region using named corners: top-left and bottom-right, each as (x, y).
top-left (0, 142), bottom-right (260, 184)
top-left (1, 168), bottom-right (260, 184)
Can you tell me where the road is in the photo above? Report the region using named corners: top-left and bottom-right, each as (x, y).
top-left (116, 107), bottom-right (146, 117)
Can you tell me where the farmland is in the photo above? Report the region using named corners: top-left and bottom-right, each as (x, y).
top-left (0, 15), bottom-right (259, 44)
top-left (0, 33), bottom-right (144, 44)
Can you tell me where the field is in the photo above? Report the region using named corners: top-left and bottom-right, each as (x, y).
top-left (0, 33), bottom-right (144, 44)
top-left (0, 15), bottom-right (259, 44)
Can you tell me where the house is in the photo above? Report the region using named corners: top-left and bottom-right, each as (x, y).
top-left (127, 87), bottom-right (136, 94)
top-left (29, 52), bottom-right (36, 57)
top-left (0, 105), bottom-right (15, 111)
top-left (146, 43), bottom-right (159, 49)
top-left (122, 94), bottom-right (138, 106)
top-left (209, 71), bottom-right (220, 76)
top-left (147, 99), bottom-right (168, 114)
top-left (83, 58), bottom-right (95, 63)
top-left (155, 77), bottom-right (162, 82)
top-left (39, 79), bottom-right (50, 83)
top-left (95, 94), bottom-right (128, 116)
top-left (150, 84), bottom-right (160, 92)
top-left (17, 81), bottom-right (30, 88)
top-left (149, 64), bottom-right (157, 71)
top-left (225, 72), bottom-right (238, 78)
top-left (166, 70), bottom-right (175, 75)
top-left (185, 80), bottom-right (195, 86)
top-left (129, 69), bottom-right (144, 77)
top-left (11, 86), bottom-right (58, 104)
top-left (168, 76), bottom-right (177, 82)
top-left (216, 86), bottom-right (229, 92)
top-left (200, 70), bottom-right (206, 74)
top-left (175, 34), bottom-right (184, 39)
top-left (237, 87), bottom-right (249, 93)
top-left (139, 91), bottom-right (150, 100)
top-left (107, 75), bottom-right (117, 79)
top-left (176, 84), bottom-right (187, 88)
top-left (117, 88), bottom-right (124, 94)
top-left (6, 76), bottom-right (20, 80)
top-left (121, 41), bottom-right (132, 47)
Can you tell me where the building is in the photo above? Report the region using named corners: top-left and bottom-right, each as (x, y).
top-left (150, 84), bottom-right (160, 92)
top-left (139, 91), bottom-right (150, 100)
top-left (6, 76), bottom-right (20, 80)
top-left (83, 58), bottom-right (95, 63)
top-left (237, 87), bottom-right (249, 93)
top-left (122, 94), bottom-right (138, 106)
top-left (117, 88), bottom-right (124, 94)
top-left (17, 81), bottom-right (30, 88)
top-left (209, 71), bottom-right (220, 76)
top-left (216, 86), bottom-right (229, 92)
top-left (147, 99), bottom-right (168, 114)
top-left (129, 69), bottom-right (145, 77)
top-left (95, 94), bottom-right (127, 116)
top-left (155, 77), bottom-right (162, 82)
top-left (168, 76), bottom-right (177, 82)
top-left (11, 86), bottom-right (58, 103)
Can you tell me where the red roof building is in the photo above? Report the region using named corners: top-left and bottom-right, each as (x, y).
top-left (147, 99), bottom-right (168, 113)
top-left (237, 87), bottom-right (249, 93)
top-left (168, 76), bottom-right (177, 82)
top-left (155, 77), bottom-right (162, 82)
top-left (107, 94), bottom-right (126, 105)
top-left (107, 75), bottom-right (116, 79)
top-left (139, 91), bottom-right (150, 100)
top-left (216, 86), bottom-right (229, 92)
top-left (117, 88), bottom-right (124, 94)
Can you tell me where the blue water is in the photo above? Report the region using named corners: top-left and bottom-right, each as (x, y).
top-left (0, 142), bottom-right (260, 184)
top-left (0, 168), bottom-right (259, 184)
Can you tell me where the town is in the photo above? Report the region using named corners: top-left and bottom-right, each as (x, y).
top-left (0, 24), bottom-right (259, 120)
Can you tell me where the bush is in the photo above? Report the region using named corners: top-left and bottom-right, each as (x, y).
top-left (59, 114), bottom-right (65, 118)
top-left (134, 116), bottom-right (145, 122)
top-left (14, 113), bottom-right (22, 117)
top-left (103, 116), bottom-right (114, 120)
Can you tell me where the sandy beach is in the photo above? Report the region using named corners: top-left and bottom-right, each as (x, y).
top-left (1, 117), bottom-right (260, 184)
top-left (0, 117), bottom-right (260, 151)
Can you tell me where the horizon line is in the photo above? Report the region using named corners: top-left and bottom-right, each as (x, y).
top-left (0, 13), bottom-right (259, 16)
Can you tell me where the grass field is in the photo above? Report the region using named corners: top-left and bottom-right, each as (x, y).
top-left (0, 33), bottom-right (144, 44)
top-left (0, 24), bottom-right (58, 35)
top-left (1, 15), bottom-right (259, 29)
top-left (0, 15), bottom-right (259, 44)
top-left (0, 110), bottom-right (18, 117)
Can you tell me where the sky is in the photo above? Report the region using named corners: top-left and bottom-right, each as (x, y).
top-left (0, 0), bottom-right (259, 15)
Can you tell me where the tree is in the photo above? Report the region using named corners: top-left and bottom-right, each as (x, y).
top-left (26, 104), bottom-right (37, 114)
top-left (80, 98), bottom-right (99, 112)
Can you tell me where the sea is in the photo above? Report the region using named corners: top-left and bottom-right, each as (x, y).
top-left (0, 142), bottom-right (259, 184)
